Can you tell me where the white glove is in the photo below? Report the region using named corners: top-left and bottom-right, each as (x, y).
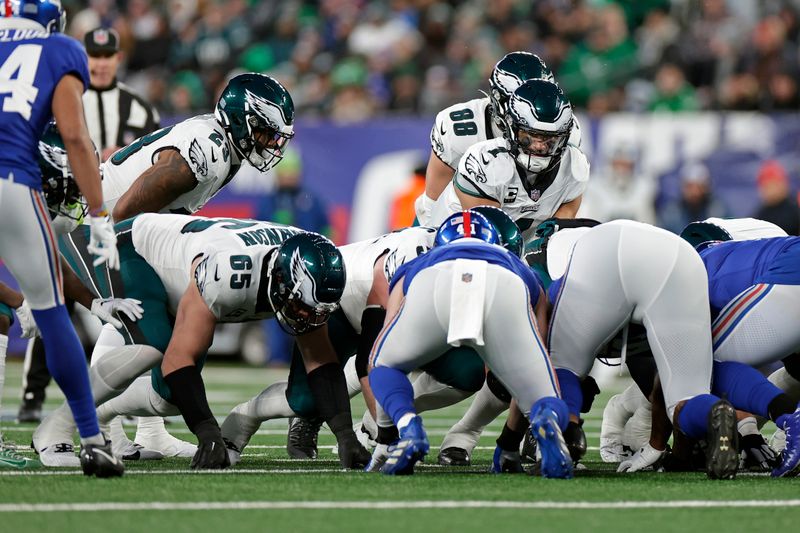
top-left (14, 300), bottom-right (39, 339)
top-left (599, 437), bottom-right (631, 463)
top-left (87, 212), bottom-right (120, 270)
top-left (617, 443), bottom-right (665, 473)
top-left (413, 193), bottom-right (435, 226)
top-left (91, 297), bottom-right (143, 329)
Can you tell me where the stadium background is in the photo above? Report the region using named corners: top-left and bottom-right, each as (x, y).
top-left (1, 0), bottom-right (799, 356)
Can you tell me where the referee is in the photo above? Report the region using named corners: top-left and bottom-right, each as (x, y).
top-left (82, 27), bottom-right (160, 161)
top-left (16, 28), bottom-right (161, 423)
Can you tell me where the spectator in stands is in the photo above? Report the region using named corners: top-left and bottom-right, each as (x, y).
top-left (753, 160), bottom-right (799, 236)
top-left (581, 146), bottom-right (657, 224)
top-left (648, 63), bottom-right (699, 112)
top-left (658, 162), bottom-right (728, 234)
top-left (389, 163), bottom-right (427, 230)
top-left (256, 149), bottom-right (330, 365)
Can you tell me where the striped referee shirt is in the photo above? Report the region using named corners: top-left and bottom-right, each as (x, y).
top-left (82, 79), bottom-right (160, 153)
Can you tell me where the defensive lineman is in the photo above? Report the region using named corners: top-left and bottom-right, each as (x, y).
top-left (0, 0), bottom-right (120, 476)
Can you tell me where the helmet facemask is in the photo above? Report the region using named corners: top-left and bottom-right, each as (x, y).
top-left (509, 123), bottom-right (571, 174)
top-left (38, 139), bottom-right (87, 227)
top-left (243, 113), bottom-right (294, 173)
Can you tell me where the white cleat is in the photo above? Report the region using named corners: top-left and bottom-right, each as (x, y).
top-left (112, 436), bottom-right (164, 461)
top-left (135, 430), bottom-right (197, 458)
top-left (38, 443), bottom-right (81, 468)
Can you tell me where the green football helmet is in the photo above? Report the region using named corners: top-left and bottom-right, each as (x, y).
top-left (38, 122), bottom-right (87, 224)
top-left (266, 232), bottom-right (345, 334)
top-left (215, 73), bottom-right (295, 173)
top-left (679, 221), bottom-right (732, 250)
top-left (469, 206), bottom-right (523, 257)
top-left (488, 52), bottom-right (553, 133)
top-left (505, 79), bottom-right (573, 174)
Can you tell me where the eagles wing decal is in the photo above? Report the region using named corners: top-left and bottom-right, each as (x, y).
top-left (463, 153), bottom-right (487, 183)
top-left (188, 139), bottom-right (208, 177)
top-left (245, 89), bottom-right (288, 129)
top-left (290, 247), bottom-right (320, 306)
top-left (38, 140), bottom-right (68, 172)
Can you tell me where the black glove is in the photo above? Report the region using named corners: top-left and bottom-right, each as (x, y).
top-left (337, 432), bottom-right (371, 470)
top-left (563, 420), bottom-right (587, 463)
top-left (739, 433), bottom-right (780, 472)
top-left (191, 419), bottom-right (231, 470)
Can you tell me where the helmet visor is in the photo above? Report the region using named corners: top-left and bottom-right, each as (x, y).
top-left (516, 128), bottom-right (568, 157)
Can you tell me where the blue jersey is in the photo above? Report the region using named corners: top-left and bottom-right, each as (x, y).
top-left (0, 19), bottom-right (89, 189)
top-left (700, 237), bottom-right (800, 317)
top-left (392, 239), bottom-right (544, 307)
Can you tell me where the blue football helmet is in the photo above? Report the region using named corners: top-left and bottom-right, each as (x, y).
top-left (434, 211), bottom-right (500, 247)
top-left (11, 0), bottom-right (66, 34)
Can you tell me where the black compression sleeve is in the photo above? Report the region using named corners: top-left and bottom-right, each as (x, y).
top-left (356, 306), bottom-right (386, 378)
top-left (306, 362), bottom-right (353, 437)
top-left (163, 365), bottom-right (218, 437)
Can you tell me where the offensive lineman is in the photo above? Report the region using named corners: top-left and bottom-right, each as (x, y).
top-left (0, 0), bottom-right (120, 476)
top-left (35, 214), bottom-right (358, 469)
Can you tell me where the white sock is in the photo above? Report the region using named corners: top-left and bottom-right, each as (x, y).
top-left (738, 416), bottom-right (759, 436)
top-left (439, 380), bottom-right (508, 452)
top-left (80, 433), bottom-right (105, 447)
top-left (769, 367), bottom-right (800, 401)
top-left (109, 417), bottom-right (129, 444)
top-left (412, 372), bottom-right (472, 413)
top-left (97, 376), bottom-right (167, 424)
top-left (0, 334), bottom-right (7, 416)
top-left (397, 412), bottom-right (416, 430)
top-left (220, 382), bottom-right (296, 451)
top-left (135, 416), bottom-right (168, 438)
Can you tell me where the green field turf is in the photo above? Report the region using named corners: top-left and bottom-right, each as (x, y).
top-left (1, 359), bottom-right (799, 533)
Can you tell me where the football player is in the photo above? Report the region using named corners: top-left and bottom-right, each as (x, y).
top-left (34, 214), bottom-right (349, 469)
top-left (0, 0), bottom-right (121, 476)
top-left (417, 51), bottom-right (582, 226)
top-left (55, 72), bottom-right (296, 459)
top-left (429, 78), bottom-right (589, 465)
top-left (368, 211), bottom-right (573, 477)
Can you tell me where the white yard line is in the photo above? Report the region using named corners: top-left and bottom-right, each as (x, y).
top-left (1, 499), bottom-right (799, 512)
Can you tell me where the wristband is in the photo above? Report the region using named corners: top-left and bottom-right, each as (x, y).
top-left (89, 204), bottom-right (109, 218)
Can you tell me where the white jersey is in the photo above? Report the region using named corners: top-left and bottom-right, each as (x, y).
top-left (101, 114), bottom-right (240, 217)
top-left (339, 226), bottom-right (436, 332)
top-left (131, 214), bottom-right (301, 321)
top-left (429, 138), bottom-right (590, 241)
top-left (430, 97), bottom-right (583, 171)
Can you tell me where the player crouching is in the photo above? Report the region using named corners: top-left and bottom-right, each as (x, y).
top-left (368, 211), bottom-right (572, 478)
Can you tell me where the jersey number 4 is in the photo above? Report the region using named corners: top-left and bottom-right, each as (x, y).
top-left (0, 45), bottom-right (42, 121)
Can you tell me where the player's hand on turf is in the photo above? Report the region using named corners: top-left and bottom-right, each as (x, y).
top-left (14, 300), bottom-right (39, 338)
top-left (337, 433), bottom-right (371, 470)
top-left (740, 433), bottom-right (780, 471)
top-left (91, 297), bottom-right (144, 328)
top-left (191, 436), bottom-right (231, 470)
top-left (87, 213), bottom-right (120, 270)
top-left (617, 443), bottom-right (665, 473)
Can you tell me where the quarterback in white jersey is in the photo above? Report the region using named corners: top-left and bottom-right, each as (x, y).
top-left (427, 79), bottom-right (589, 242)
top-left (419, 51), bottom-right (583, 225)
top-left (100, 73), bottom-right (294, 222)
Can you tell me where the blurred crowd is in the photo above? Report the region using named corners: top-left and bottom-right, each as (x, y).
top-left (64, 0), bottom-right (800, 121)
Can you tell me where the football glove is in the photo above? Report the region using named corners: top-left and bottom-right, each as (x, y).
top-left (90, 297), bottom-right (143, 329)
top-left (739, 433), bottom-right (780, 472)
top-left (490, 446), bottom-right (524, 474)
top-left (337, 432), bottom-right (371, 470)
top-left (87, 213), bottom-right (120, 270)
top-left (617, 443), bottom-right (665, 473)
top-left (14, 300), bottom-right (39, 339)
top-left (191, 436), bottom-right (230, 470)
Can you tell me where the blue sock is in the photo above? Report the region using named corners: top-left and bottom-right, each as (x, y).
top-left (555, 368), bottom-right (582, 418)
top-left (677, 394), bottom-right (719, 439)
top-left (531, 396), bottom-right (570, 431)
top-left (369, 366), bottom-right (416, 426)
top-left (712, 361), bottom-right (782, 419)
top-left (32, 306), bottom-right (99, 439)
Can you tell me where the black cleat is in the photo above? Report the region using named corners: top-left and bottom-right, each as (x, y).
top-left (17, 397), bottom-right (43, 424)
top-left (705, 400), bottom-right (739, 480)
top-left (79, 439), bottom-right (124, 478)
top-left (520, 430), bottom-right (537, 464)
top-left (563, 421), bottom-right (587, 464)
top-left (437, 446), bottom-right (470, 466)
top-left (287, 417), bottom-right (322, 459)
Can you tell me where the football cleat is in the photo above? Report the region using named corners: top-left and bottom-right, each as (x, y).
top-left (0, 443), bottom-right (42, 470)
top-left (37, 443), bottom-right (81, 467)
top-left (490, 446), bottom-right (524, 474)
top-left (520, 430), bottom-right (538, 464)
top-left (437, 447), bottom-right (470, 466)
top-left (772, 406), bottom-right (800, 478)
top-left (364, 443), bottom-right (389, 473)
top-left (135, 428), bottom-right (197, 458)
top-left (79, 440), bottom-right (125, 478)
top-left (739, 433), bottom-right (779, 472)
top-left (530, 405), bottom-right (573, 479)
top-left (112, 436), bottom-right (164, 461)
top-left (223, 438), bottom-right (242, 466)
top-left (287, 417), bottom-right (322, 459)
top-left (17, 397), bottom-right (43, 423)
top-left (563, 420), bottom-right (587, 464)
top-left (381, 416), bottom-right (429, 476)
top-left (705, 400), bottom-right (739, 480)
